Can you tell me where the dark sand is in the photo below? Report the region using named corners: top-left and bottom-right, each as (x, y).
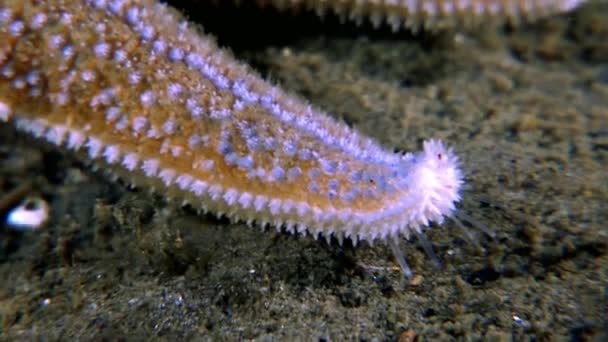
top-left (1, 1), bottom-right (607, 340)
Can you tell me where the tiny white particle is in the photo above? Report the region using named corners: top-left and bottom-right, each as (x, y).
top-left (269, 199), bottom-right (281, 215)
top-left (146, 126), bottom-right (160, 138)
top-left (254, 195), bottom-right (267, 211)
top-left (162, 119), bottom-right (177, 134)
top-left (122, 153), bottom-right (139, 171)
top-left (128, 71), bottom-right (141, 84)
top-left (142, 159), bottom-right (160, 177)
top-left (238, 192), bottom-right (253, 208)
top-left (105, 107), bottom-right (121, 122)
top-left (0, 9), bottom-right (13, 25)
top-left (81, 70), bottom-right (96, 82)
top-left (94, 42), bottom-right (111, 58)
top-left (103, 145), bottom-right (121, 164)
top-left (67, 130), bottom-right (86, 150)
top-left (159, 139), bottom-right (170, 155)
top-left (190, 180), bottom-right (208, 196)
top-left (223, 188), bottom-right (238, 206)
top-left (167, 83), bottom-right (183, 98)
top-left (48, 34), bottom-right (64, 50)
top-left (188, 134), bottom-right (202, 148)
top-left (6, 197), bottom-right (50, 230)
top-left (9, 20), bottom-right (25, 37)
top-left (28, 119), bottom-right (45, 137)
top-left (115, 116), bottom-right (129, 131)
top-left (209, 185), bottom-right (222, 201)
top-left (140, 90), bottom-right (155, 107)
top-left (0, 101), bottom-right (12, 121)
top-left (86, 137), bottom-right (103, 158)
top-left (60, 13), bottom-right (72, 25)
top-left (159, 169), bottom-right (176, 186)
top-left (29, 13), bottom-right (47, 29)
top-left (296, 202), bottom-right (309, 217)
top-left (125, 7), bottom-right (140, 25)
top-left (12, 78), bottom-right (25, 89)
top-left (176, 175), bottom-right (193, 190)
top-left (132, 116), bottom-right (148, 133)
top-left (1, 64), bottom-right (15, 78)
top-left (171, 146), bottom-right (182, 157)
top-left (44, 125), bottom-right (68, 145)
top-left (201, 159), bottom-right (214, 171)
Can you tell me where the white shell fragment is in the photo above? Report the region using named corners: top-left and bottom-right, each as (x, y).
top-left (0, 101), bottom-right (12, 121)
top-left (6, 197), bottom-right (49, 230)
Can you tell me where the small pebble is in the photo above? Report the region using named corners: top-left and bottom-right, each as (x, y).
top-left (6, 196), bottom-right (49, 229)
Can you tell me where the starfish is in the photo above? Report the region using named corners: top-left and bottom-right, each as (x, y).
top-left (0, 0), bottom-right (587, 276)
top-left (220, 0), bottom-right (587, 30)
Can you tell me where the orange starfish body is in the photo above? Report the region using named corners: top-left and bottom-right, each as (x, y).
top-left (0, 0), bottom-right (584, 275)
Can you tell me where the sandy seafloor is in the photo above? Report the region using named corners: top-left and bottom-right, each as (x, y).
top-left (1, 1), bottom-right (607, 340)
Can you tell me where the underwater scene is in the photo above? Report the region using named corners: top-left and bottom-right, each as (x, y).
top-left (0, 0), bottom-right (606, 340)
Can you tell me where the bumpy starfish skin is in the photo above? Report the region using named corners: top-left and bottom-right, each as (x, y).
top-left (0, 0), bottom-right (464, 246)
top-left (236, 0), bottom-right (587, 30)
